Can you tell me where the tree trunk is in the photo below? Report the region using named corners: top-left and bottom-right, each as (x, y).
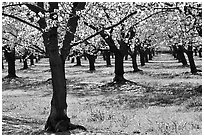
top-left (198, 48), bottom-right (202, 58)
top-left (177, 45), bottom-right (188, 66)
top-left (131, 53), bottom-right (141, 72)
top-left (30, 53), bottom-right (35, 66)
top-left (152, 48), bottom-right (155, 56)
top-left (102, 51), bottom-right (106, 60)
top-left (124, 54), bottom-right (128, 60)
top-left (113, 52), bottom-right (125, 83)
top-left (71, 57), bottom-right (75, 63)
top-left (44, 2), bottom-right (86, 132)
top-left (144, 48), bottom-right (149, 63)
top-left (139, 48), bottom-right (145, 66)
top-left (20, 56), bottom-right (22, 63)
top-left (186, 46), bottom-right (198, 74)
top-left (2, 60), bottom-right (4, 69)
top-left (87, 54), bottom-right (96, 71)
top-left (148, 48), bottom-right (153, 60)
top-left (23, 59), bottom-right (28, 69)
top-left (44, 25), bottom-right (70, 132)
top-left (194, 47), bottom-right (198, 56)
top-left (75, 56), bottom-right (81, 66)
top-left (104, 50), bottom-right (111, 66)
top-left (4, 47), bottom-right (17, 78)
top-left (172, 45), bottom-right (178, 59)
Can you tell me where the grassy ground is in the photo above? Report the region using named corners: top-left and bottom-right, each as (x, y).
top-left (1, 53), bottom-right (202, 135)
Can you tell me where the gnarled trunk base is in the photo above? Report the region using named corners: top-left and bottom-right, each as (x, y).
top-left (45, 111), bottom-right (86, 133)
top-left (113, 75), bottom-right (126, 84)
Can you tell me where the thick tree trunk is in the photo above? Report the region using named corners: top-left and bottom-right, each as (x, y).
top-left (44, 26), bottom-right (70, 132)
top-left (4, 48), bottom-right (17, 78)
top-left (32, 2), bottom-right (86, 133)
top-left (87, 54), bottom-right (96, 71)
top-left (113, 52), bottom-right (125, 83)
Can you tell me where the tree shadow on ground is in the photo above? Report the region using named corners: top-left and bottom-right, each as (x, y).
top-left (2, 77), bottom-right (51, 90)
top-left (2, 115), bottom-right (45, 135)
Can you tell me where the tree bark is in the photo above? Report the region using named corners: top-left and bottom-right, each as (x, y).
top-left (23, 59), bottom-right (28, 69)
top-left (139, 48), bottom-right (145, 66)
top-left (26, 2), bottom-right (86, 133)
top-left (113, 52), bottom-right (125, 83)
top-left (131, 53), bottom-right (141, 72)
top-left (86, 54), bottom-right (96, 71)
top-left (44, 25), bottom-right (69, 133)
top-left (198, 47), bottom-right (202, 58)
top-left (4, 47), bottom-right (17, 78)
top-left (30, 53), bottom-right (35, 66)
top-left (185, 46), bottom-right (198, 74)
top-left (147, 48), bottom-right (153, 60)
top-left (177, 45), bottom-right (188, 66)
top-left (75, 56), bottom-right (81, 66)
top-left (144, 48), bottom-right (149, 63)
top-left (104, 50), bottom-right (111, 66)
top-left (124, 54), bottom-right (128, 60)
top-left (172, 45), bottom-right (178, 59)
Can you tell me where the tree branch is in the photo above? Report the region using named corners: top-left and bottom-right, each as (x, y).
top-left (2, 13), bottom-right (43, 33)
top-left (3, 30), bottom-right (17, 38)
top-left (3, 37), bottom-right (45, 54)
top-left (2, 3), bottom-right (47, 13)
top-left (71, 9), bottom-right (172, 47)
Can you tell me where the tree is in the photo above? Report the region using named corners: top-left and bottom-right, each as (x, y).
top-left (3, 2), bottom-right (87, 132)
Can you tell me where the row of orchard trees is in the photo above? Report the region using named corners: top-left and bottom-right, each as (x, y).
top-left (2, 2), bottom-right (202, 133)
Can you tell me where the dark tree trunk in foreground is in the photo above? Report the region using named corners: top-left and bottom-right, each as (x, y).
top-left (113, 52), bottom-right (125, 83)
top-left (44, 11), bottom-right (69, 133)
top-left (86, 54), bottom-right (96, 71)
top-left (4, 47), bottom-right (17, 78)
top-left (43, 2), bottom-right (86, 132)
